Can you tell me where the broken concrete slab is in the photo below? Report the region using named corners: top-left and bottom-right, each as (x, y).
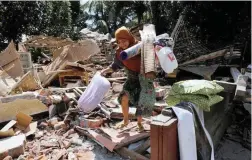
top-left (0, 75), bottom-right (17, 96)
top-left (24, 122), bottom-right (38, 137)
top-left (0, 41), bottom-right (24, 78)
top-left (0, 92), bottom-right (36, 103)
top-left (0, 99), bottom-right (48, 124)
top-left (0, 134), bottom-right (26, 158)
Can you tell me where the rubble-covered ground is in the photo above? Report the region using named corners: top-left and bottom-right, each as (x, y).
top-left (215, 102), bottom-right (251, 160)
top-left (0, 33), bottom-right (251, 160)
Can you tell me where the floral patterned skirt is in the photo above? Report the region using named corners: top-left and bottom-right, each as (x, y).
top-left (118, 69), bottom-right (156, 117)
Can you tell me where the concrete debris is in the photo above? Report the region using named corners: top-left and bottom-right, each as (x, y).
top-left (80, 28), bottom-right (111, 42)
top-left (0, 41), bottom-right (24, 79)
top-left (0, 134), bottom-right (26, 158)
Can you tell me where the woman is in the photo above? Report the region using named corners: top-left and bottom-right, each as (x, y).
top-left (101, 26), bottom-right (155, 131)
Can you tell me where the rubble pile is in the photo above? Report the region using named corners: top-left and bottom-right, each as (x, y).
top-left (0, 25), bottom-right (250, 159)
top-left (0, 38), bottom-right (171, 160)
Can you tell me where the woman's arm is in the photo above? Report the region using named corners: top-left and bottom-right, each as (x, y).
top-left (101, 50), bottom-right (124, 76)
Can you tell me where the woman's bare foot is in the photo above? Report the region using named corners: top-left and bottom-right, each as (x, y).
top-left (115, 120), bottom-right (129, 129)
top-left (137, 122), bottom-right (144, 132)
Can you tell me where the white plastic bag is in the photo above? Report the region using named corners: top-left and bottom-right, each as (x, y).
top-left (156, 47), bottom-right (178, 73)
top-left (78, 72), bottom-right (111, 113)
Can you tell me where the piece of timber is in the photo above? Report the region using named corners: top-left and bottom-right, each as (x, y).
top-left (106, 77), bottom-right (127, 82)
top-left (180, 49), bottom-right (228, 66)
top-left (116, 147), bottom-right (149, 160)
top-left (134, 139), bottom-right (151, 154)
top-left (10, 71), bottom-right (42, 93)
top-left (108, 132), bottom-right (150, 150)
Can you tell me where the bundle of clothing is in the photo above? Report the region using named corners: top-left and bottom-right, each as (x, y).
top-left (166, 80), bottom-right (224, 111)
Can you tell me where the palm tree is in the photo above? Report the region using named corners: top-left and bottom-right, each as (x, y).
top-left (81, 1), bottom-right (147, 34)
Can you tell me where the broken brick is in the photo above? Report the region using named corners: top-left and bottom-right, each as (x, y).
top-left (79, 118), bottom-right (104, 128)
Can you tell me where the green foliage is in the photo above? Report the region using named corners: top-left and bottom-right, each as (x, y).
top-left (0, 0), bottom-right (250, 65)
top-left (0, 1), bottom-right (43, 43)
top-left (28, 47), bottom-right (50, 63)
top-left (0, 1), bottom-right (78, 44)
top-left (40, 1), bottom-right (72, 37)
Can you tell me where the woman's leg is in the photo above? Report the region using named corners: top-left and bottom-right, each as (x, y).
top-left (121, 94), bottom-right (129, 126)
top-left (117, 69), bottom-right (140, 129)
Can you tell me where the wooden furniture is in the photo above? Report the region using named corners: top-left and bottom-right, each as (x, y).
top-left (58, 70), bottom-right (89, 87)
top-left (151, 109), bottom-right (178, 160)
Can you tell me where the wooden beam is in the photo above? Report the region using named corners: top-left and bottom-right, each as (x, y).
top-left (180, 49), bottom-right (228, 66)
top-left (134, 139), bottom-right (150, 154)
top-left (116, 147), bottom-right (149, 160)
top-left (114, 134), bottom-right (150, 149)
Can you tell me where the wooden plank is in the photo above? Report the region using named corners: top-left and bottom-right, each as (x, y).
top-left (11, 71), bottom-right (42, 93)
top-left (116, 147), bottom-right (149, 160)
top-left (0, 120), bottom-right (17, 132)
top-left (114, 133), bottom-right (150, 149)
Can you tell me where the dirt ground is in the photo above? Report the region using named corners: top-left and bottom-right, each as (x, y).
top-left (215, 137), bottom-right (251, 160)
